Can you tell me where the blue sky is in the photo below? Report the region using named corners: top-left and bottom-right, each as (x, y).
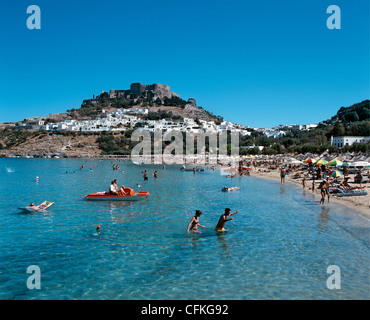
top-left (0, 0), bottom-right (369, 128)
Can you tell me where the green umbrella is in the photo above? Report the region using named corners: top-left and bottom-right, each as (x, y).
top-left (328, 160), bottom-right (343, 166)
top-left (342, 162), bottom-right (349, 167)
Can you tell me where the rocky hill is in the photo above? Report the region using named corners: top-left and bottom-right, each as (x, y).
top-left (11, 83), bottom-right (222, 125)
top-left (0, 83), bottom-right (225, 157)
top-left (75, 82), bottom-right (222, 123)
top-left (0, 131), bottom-right (101, 157)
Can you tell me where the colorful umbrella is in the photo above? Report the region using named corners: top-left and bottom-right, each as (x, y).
top-left (328, 160), bottom-right (343, 166)
top-left (315, 160), bottom-right (328, 166)
top-left (329, 170), bottom-right (343, 177)
top-left (304, 158), bottom-right (316, 164)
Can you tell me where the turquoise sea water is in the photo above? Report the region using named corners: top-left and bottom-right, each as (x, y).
top-left (0, 158), bottom-right (369, 300)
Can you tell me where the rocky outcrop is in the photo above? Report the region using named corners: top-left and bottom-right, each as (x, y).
top-left (130, 83), bottom-right (179, 101)
top-left (185, 98), bottom-right (197, 110)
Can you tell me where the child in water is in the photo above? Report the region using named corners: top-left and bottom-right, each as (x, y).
top-left (215, 208), bottom-right (239, 232)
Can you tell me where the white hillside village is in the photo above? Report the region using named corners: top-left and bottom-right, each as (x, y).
top-left (17, 108), bottom-right (252, 136)
top-left (17, 108), bottom-right (251, 135)
top-left (15, 111), bottom-right (320, 138)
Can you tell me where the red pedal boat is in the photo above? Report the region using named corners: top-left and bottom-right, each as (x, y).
top-left (84, 187), bottom-right (149, 201)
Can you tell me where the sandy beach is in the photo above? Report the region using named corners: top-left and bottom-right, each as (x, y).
top-left (251, 167), bottom-right (370, 217)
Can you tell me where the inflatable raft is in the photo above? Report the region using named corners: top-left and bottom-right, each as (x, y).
top-left (18, 200), bottom-right (54, 212)
top-left (84, 187), bottom-right (149, 201)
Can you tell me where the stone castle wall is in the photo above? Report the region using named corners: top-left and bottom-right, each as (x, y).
top-left (109, 83), bottom-right (179, 101)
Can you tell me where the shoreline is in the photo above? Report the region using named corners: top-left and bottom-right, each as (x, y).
top-left (2, 156), bottom-right (369, 217)
top-left (252, 170), bottom-right (370, 218)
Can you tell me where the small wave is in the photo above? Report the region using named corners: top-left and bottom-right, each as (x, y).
top-left (5, 168), bottom-right (14, 173)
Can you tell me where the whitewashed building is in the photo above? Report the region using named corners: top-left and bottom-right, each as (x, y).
top-left (331, 136), bottom-right (370, 148)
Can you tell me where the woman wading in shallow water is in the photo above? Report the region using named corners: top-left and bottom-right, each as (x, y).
top-left (318, 179), bottom-right (330, 205)
top-left (186, 210), bottom-right (206, 233)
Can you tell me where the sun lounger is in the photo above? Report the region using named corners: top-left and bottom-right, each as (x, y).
top-left (335, 189), bottom-right (368, 197)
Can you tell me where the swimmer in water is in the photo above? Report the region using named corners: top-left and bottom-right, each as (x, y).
top-left (222, 186), bottom-right (240, 192)
top-left (215, 208), bottom-right (239, 232)
top-left (186, 210), bottom-right (206, 233)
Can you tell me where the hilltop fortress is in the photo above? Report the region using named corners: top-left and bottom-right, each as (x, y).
top-left (109, 83), bottom-right (180, 101)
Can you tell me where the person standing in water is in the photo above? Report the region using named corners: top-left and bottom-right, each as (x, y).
top-left (215, 208), bottom-right (239, 232)
top-left (153, 170), bottom-right (158, 179)
top-left (280, 167), bottom-right (286, 184)
top-left (318, 179), bottom-right (330, 205)
top-left (186, 210), bottom-right (206, 233)
top-left (143, 171), bottom-right (148, 180)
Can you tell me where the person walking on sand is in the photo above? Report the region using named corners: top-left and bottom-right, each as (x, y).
top-left (186, 210), bottom-right (206, 233)
top-left (215, 208), bottom-right (239, 232)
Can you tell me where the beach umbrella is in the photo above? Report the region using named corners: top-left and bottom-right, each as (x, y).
top-left (341, 162), bottom-right (350, 167)
top-left (328, 160), bottom-right (343, 167)
top-left (304, 158), bottom-right (316, 164)
top-left (315, 160), bottom-right (328, 166)
top-left (290, 160), bottom-right (302, 164)
top-left (329, 170), bottom-right (343, 177)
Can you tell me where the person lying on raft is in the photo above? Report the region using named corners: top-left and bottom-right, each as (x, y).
top-left (27, 202), bottom-right (40, 211)
top-left (186, 210), bottom-right (206, 233)
top-left (222, 186), bottom-right (240, 192)
top-left (215, 208), bottom-right (239, 232)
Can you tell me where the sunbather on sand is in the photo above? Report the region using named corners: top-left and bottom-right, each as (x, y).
top-left (341, 178), bottom-right (366, 190)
